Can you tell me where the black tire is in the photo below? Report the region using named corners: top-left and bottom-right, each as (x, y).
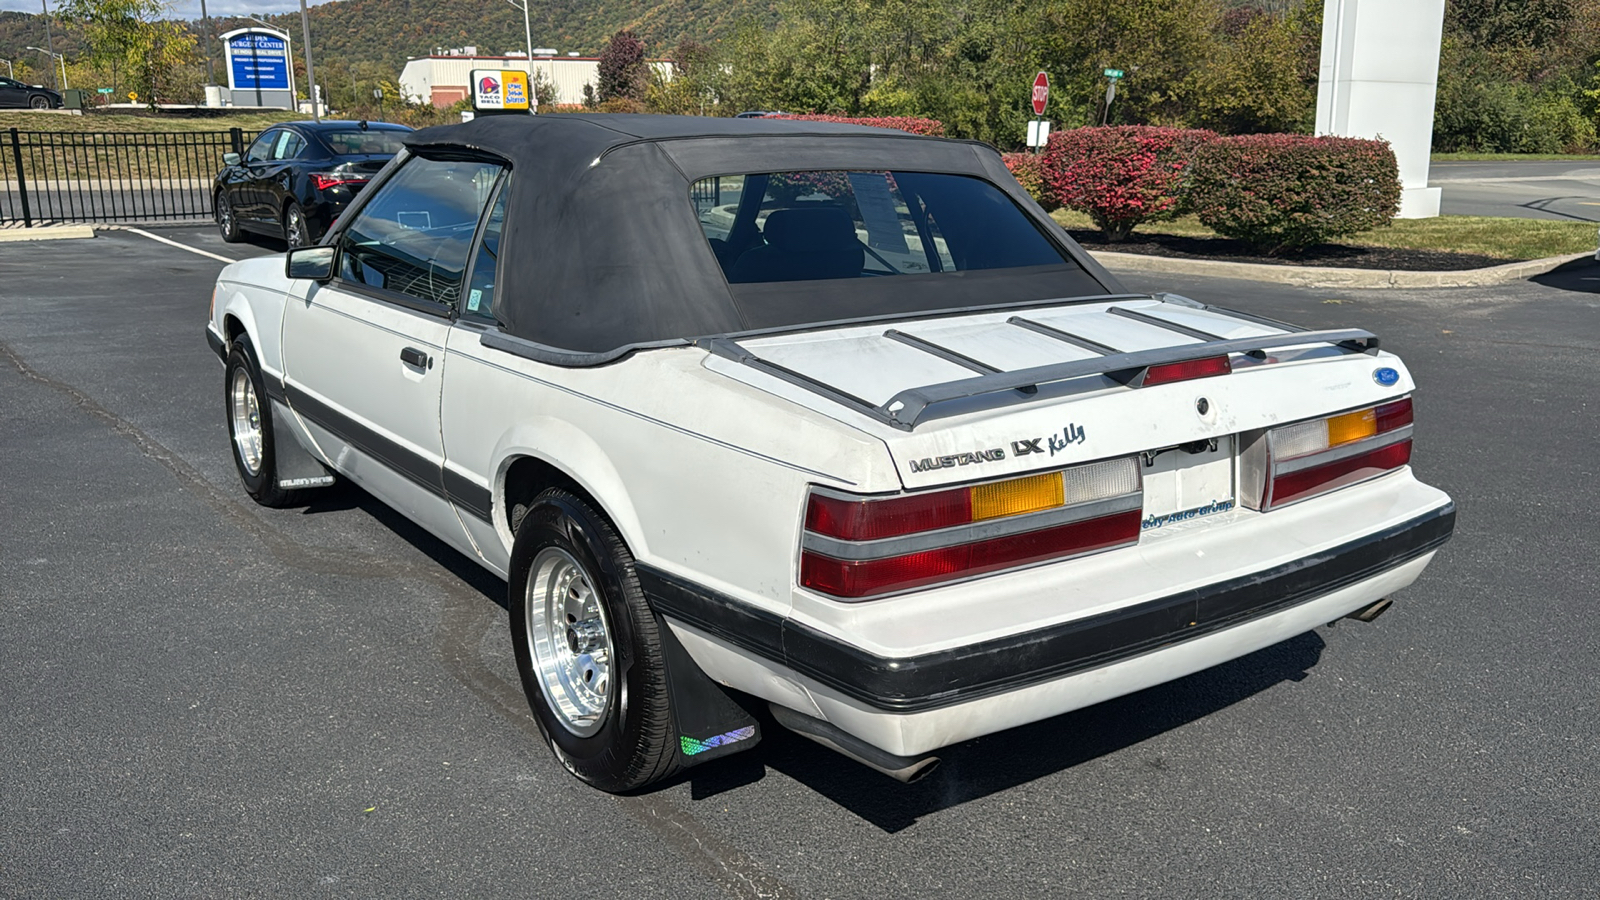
top-left (28, 95), bottom-right (48, 110)
top-left (224, 337), bottom-right (296, 508)
top-left (283, 202), bottom-right (314, 248)
top-left (509, 488), bottom-right (679, 792)
top-left (216, 191), bottom-right (243, 243)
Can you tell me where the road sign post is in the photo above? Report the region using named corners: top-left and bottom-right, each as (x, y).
top-left (1101, 68), bottom-right (1124, 125)
top-left (1029, 72), bottom-right (1050, 153)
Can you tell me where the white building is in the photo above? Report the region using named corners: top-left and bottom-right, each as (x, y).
top-left (398, 52), bottom-right (673, 109)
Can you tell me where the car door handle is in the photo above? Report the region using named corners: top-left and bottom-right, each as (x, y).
top-left (400, 347), bottom-right (432, 369)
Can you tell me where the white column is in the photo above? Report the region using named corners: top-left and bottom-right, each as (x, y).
top-left (1316, 0), bottom-right (1445, 218)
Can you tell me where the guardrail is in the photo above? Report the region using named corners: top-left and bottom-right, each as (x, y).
top-left (1, 127), bottom-right (256, 226)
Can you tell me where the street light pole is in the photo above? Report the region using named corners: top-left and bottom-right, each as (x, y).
top-left (0, 59), bottom-right (12, 79)
top-left (39, 0), bottom-right (56, 91)
top-left (504, 0), bottom-right (534, 105)
top-left (27, 47), bottom-right (66, 91)
top-left (297, 0), bottom-right (319, 122)
top-left (200, 0), bottom-right (214, 85)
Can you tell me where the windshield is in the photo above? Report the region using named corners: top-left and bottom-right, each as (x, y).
top-left (692, 171), bottom-right (1069, 284)
top-left (320, 130), bottom-right (408, 156)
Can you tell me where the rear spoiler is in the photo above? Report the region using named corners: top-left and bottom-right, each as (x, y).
top-left (701, 302), bottom-right (1379, 431)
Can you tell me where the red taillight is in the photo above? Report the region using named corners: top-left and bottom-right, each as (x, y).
top-left (1250, 396), bottom-right (1415, 511)
top-left (312, 173), bottom-right (368, 191)
top-left (1375, 397), bottom-right (1413, 432)
top-left (1142, 355), bottom-right (1231, 387)
top-left (805, 489), bottom-right (971, 540)
top-left (1269, 440), bottom-right (1412, 508)
top-left (801, 511), bottom-right (1141, 598)
top-left (801, 457), bottom-right (1143, 599)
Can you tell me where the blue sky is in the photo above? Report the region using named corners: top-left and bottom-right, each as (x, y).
top-left (1, 0), bottom-right (337, 20)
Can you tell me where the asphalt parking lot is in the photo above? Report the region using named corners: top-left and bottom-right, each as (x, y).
top-left (2, 226), bottom-right (1598, 898)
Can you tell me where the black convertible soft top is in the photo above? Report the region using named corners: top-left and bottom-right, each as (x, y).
top-left (403, 114), bottom-right (1120, 357)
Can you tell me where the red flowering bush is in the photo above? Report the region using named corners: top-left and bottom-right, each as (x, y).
top-left (1001, 152), bottom-right (1058, 211)
top-left (1189, 134), bottom-right (1401, 254)
top-left (1043, 126), bottom-right (1216, 241)
top-left (769, 114), bottom-right (945, 136)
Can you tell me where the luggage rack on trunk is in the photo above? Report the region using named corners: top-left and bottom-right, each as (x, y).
top-left (699, 301), bottom-right (1380, 431)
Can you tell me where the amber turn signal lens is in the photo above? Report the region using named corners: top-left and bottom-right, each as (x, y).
top-left (1326, 408), bottom-right (1377, 446)
top-left (970, 472), bottom-right (1065, 521)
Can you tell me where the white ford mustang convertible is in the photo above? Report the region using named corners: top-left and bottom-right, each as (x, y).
top-left (205, 115), bottom-right (1455, 791)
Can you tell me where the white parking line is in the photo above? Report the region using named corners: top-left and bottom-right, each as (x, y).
top-left (122, 226), bottom-right (238, 264)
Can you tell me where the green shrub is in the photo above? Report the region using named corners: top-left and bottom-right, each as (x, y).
top-left (1189, 134), bottom-right (1401, 254)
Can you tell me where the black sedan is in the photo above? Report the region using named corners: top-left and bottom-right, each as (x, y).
top-left (214, 120), bottom-right (412, 248)
top-left (0, 77), bottom-right (62, 109)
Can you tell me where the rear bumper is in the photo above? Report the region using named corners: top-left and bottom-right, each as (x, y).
top-left (641, 498), bottom-right (1454, 755)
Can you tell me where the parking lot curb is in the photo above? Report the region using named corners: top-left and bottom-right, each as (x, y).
top-left (0, 225), bottom-right (95, 242)
top-left (1087, 248), bottom-right (1594, 288)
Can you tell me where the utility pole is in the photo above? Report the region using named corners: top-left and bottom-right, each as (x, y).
top-left (297, 0), bottom-right (320, 121)
top-left (40, 0), bottom-right (55, 91)
top-left (200, 0), bottom-right (215, 85)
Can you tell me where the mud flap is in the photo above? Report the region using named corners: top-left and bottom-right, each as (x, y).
top-left (659, 619), bottom-right (761, 767)
top-left (268, 399), bottom-right (336, 490)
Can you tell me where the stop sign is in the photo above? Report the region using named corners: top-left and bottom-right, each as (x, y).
top-left (1031, 72), bottom-right (1049, 116)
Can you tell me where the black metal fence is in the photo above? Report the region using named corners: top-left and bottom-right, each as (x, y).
top-left (1, 128), bottom-right (256, 227)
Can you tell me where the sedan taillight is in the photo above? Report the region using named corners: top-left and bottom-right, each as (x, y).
top-left (801, 457), bottom-right (1143, 599)
top-left (312, 173), bottom-right (369, 191)
top-left (1242, 397), bottom-right (1413, 512)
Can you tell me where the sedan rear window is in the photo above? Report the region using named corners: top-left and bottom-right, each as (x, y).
top-left (692, 171), bottom-right (1069, 285)
top-left (321, 130), bottom-right (407, 156)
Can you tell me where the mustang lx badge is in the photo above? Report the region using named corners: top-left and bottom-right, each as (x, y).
top-left (909, 449), bottom-right (1005, 473)
top-left (1010, 424), bottom-right (1088, 459)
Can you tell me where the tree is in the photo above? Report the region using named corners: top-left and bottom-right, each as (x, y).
top-left (60, 0), bottom-right (195, 106)
top-left (597, 30), bottom-right (648, 103)
top-left (646, 39), bottom-right (720, 115)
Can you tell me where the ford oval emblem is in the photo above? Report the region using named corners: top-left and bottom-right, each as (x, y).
top-left (1373, 367), bottom-right (1400, 387)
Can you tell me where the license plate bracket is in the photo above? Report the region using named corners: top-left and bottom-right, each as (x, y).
top-left (1140, 436), bottom-right (1236, 531)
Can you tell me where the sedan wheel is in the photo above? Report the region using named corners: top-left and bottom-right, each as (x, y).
top-left (29, 96), bottom-right (48, 110)
top-left (216, 192), bottom-right (242, 243)
top-left (283, 203), bottom-right (311, 249)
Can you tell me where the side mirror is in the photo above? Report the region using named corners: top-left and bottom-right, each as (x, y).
top-left (286, 245), bottom-right (336, 281)
top-left (222, 152), bottom-right (241, 166)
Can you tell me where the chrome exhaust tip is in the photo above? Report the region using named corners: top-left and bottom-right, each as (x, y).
top-left (1345, 597), bottom-right (1394, 623)
top-left (768, 704), bottom-right (940, 783)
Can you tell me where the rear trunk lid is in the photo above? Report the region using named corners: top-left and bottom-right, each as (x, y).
top-left (703, 294), bottom-right (1410, 510)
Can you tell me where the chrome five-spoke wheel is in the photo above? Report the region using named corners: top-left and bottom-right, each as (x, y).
top-left (525, 547), bottom-right (614, 737)
top-left (229, 366), bottom-right (264, 477)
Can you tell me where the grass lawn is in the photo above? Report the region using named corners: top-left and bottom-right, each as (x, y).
top-left (1051, 210), bottom-right (1597, 261)
top-left (0, 109), bottom-right (308, 134)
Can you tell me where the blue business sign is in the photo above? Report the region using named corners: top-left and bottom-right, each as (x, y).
top-left (228, 32), bottom-right (291, 91)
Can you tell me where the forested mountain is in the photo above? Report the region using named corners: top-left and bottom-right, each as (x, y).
top-left (254, 0), bottom-right (774, 67)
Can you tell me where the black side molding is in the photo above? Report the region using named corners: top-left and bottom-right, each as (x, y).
top-left (638, 502), bottom-right (1455, 713)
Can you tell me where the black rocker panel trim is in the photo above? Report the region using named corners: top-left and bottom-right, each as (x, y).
top-left (282, 383), bottom-right (482, 525)
top-left (637, 502), bottom-right (1455, 713)
top-left (443, 467), bottom-right (494, 523)
top-left (283, 385), bottom-right (495, 524)
top-left (285, 385), bottom-right (446, 497)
